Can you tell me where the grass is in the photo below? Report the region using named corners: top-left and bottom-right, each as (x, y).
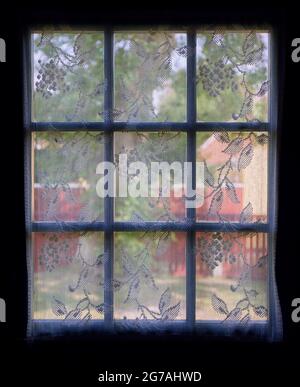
top-left (34, 267), bottom-right (267, 321)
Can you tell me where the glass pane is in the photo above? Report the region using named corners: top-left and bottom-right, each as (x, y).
top-left (114, 32), bottom-right (187, 121)
top-left (196, 31), bottom-right (269, 122)
top-left (196, 232), bottom-right (268, 322)
top-left (114, 132), bottom-right (187, 221)
top-left (33, 132), bottom-right (104, 222)
top-left (114, 232), bottom-right (186, 320)
top-left (33, 232), bottom-right (104, 320)
top-left (32, 32), bottom-right (104, 122)
top-left (196, 132), bottom-right (268, 223)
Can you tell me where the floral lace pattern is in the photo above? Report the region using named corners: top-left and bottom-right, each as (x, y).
top-left (34, 131), bottom-right (104, 222)
top-left (196, 30), bottom-right (269, 122)
top-left (31, 28), bottom-right (271, 330)
top-left (196, 232), bottom-right (268, 322)
top-left (114, 32), bottom-right (187, 122)
top-left (33, 32), bottom-right (105, 122)
top-left (34, 232), bottom-right (105, 321)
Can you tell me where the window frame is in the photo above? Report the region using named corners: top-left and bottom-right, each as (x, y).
top-left (24, 25), bottom-right (280, 339)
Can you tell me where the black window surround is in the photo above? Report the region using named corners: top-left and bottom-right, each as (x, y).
top-left (23, 24), bottom-right (281, 340)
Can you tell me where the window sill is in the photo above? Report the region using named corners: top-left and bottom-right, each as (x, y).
top-left (30, 319), bottom-right (270, 340)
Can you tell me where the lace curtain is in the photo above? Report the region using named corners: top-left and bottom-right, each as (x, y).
top-left (26, 27), bottom-right (282, 339)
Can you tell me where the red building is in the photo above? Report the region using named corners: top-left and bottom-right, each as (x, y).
top-left (33, 134), bottom-right (268, 280)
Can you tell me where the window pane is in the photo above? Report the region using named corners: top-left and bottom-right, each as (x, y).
top-left (196, 31), bottom-right (269, 122)
top-left (33, 132), bottom-right (104, 222)
top-left (32, 32), bottom-right (104, 122)
top-left (114, 132), bottom-right (187, 221)
top-left (114, 232), bottom-right (186, 320)
top-left (196, 132), bottom-right (268, 223)
top-left (114, 32), bottom-right (187, 122)
top-left (33, 232), bottom-right (104, 320)
top-left (196, 232), bottom-right (268, 321)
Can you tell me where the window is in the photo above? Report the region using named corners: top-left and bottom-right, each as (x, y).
top-left (24, 26), bottom-right (281, 339)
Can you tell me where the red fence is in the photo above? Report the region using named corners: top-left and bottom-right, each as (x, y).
top-left (34, 185), bottom-right (267, 279)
